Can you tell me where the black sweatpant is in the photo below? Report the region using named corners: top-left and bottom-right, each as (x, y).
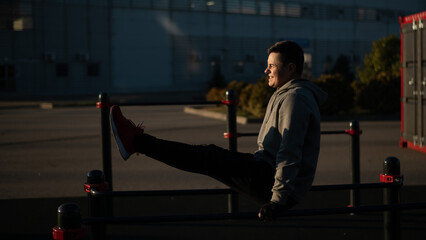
top-left (134, 134), bottom-right (276, 205)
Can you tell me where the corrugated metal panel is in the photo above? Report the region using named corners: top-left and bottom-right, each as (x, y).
top-left (400, 11), bottom-right (426, 153)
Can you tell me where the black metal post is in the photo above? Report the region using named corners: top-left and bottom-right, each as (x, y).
top-left (86, 170), bottom-right (108, 240)
top-left (349, 120), bottom-right (360, 207)
top-left (225, 89), bottom-right (239, 213)
top-left (382, 157), bottom-right (402, 240)
top-left (98, 93), bottom-right (113, 191)
top-left (226, 89), bottom-right (238, 152)
top-left (227, 191), bottom-right (239, 214)
top-left (53, 203), bottom-right (86, 240)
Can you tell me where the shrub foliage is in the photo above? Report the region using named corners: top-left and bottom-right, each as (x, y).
top-left (314, 73), bottom-right (354, 115)
top-left (206, 77), bottom-right (274, 118)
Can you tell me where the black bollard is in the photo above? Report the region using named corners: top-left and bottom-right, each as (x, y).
top-left (381, 156), bottom-right (402, 240)
top-left (85, 170), bottom-right (108, 240)
top-left (86, 169), bottom-right (106, 185)
top-left (52, 203), bottom-right (86, 240)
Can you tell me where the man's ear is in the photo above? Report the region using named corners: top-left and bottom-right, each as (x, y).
top-left (287, 62), bottom-right (297, 74)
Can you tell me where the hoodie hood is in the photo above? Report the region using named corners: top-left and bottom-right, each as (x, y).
top-left (276, 78), bottom-right (328, 106)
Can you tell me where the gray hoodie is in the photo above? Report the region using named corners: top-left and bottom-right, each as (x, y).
top-left (254, 78), bottom-right (328, 205)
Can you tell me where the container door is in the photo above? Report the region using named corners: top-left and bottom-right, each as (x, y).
top-left (402, 21), bottom-right (417, 143)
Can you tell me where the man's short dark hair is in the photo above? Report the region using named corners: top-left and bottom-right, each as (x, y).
top-left (268, 41), bottom-right (304, 75)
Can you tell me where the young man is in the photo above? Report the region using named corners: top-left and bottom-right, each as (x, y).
top-left (110, 41), bottom-right (327, 221)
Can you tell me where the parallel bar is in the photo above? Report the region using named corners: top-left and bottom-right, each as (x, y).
top-left (310, 182), bottom-right (401, 191)
top-left (321, 130), bottom-right (347, 135)
top-left (82, 202), bottom-right (426, 225)
top-left (88, 182), bottom-right (401, 198)
top-left (90, 188), bottom-right (235, 197)
top-left (112, 101), bottom-right (223, 106)
top-left (239, 133), bottom-right (258, 137)
top-left (237, 130), bottom-right (348, 137)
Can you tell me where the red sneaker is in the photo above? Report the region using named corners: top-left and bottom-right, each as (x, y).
top-left (110, 105), bottom-right (145, 160)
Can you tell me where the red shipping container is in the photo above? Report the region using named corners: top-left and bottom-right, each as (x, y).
top-left (399, 11), bottom-right (426, 154)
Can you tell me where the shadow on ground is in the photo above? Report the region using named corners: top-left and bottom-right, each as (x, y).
top-left (2, 186), bottom-right (426, 240)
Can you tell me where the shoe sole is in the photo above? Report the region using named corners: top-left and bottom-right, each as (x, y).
top-left (110, 111), bottom-right (130, 160)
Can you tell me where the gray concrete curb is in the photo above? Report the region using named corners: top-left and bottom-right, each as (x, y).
top-left (183, 106), bottom-right (262, 125)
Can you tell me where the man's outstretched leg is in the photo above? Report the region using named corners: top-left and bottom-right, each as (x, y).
top-left (110, 105), bottom-right (276, 205)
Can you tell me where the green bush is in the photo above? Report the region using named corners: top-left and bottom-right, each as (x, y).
top-left (244, 76), bottom-right (274, 118)
top-left (205, 87), bottom-right (225, 102)
top-left (239, 83), bottom-right (254, 113)
top-left (314, 73), bottom-right (354, 115)
top-left (205, 77), bottom-right (274, 118)
top-left (357, 35), bottom-right (400, 84)
top-left (205, 80), bottom-right (248, 102)
top-left (226, 80), bottom-right (249, 97)
top-left (354, 35), bottom-right (401, 113)
top-left (352, 75), bottom-right (400, 113)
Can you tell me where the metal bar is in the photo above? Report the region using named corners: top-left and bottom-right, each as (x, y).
top-left (350, 120), bottom-right (361, 208)
top-left (310, 182), bottom-right (401, 191)
top-left (98, 93), bottom-right (112, 191)
top-left (86, 170), bottom-right (108, 240)
top-left (90, 188), bottom-right (235, 197)
top-left (226, 90), bottom-right (237, 152)
top-left (112, 101), bottom-right (223, 106)
top-left (98, 93), bottom-right (114, 219)
top-left (237, 130), bottom-right (349, 137)
top-left (81, 202), bottom-right (426, 225)
top-left (239, 133), bottom-right (258, 137)
top-left (321, 130), bottom-right (347, 135)
top-left (225, 89), bottom-right (239, 214)
top-left (383, 157), bottom-right (402, 240)
top-left (88, 182), bottom-right (401, 198)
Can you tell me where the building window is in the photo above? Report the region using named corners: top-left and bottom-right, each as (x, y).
top-left (172, 0), bottom-right (189, 10)
top-left (152, 0), bottom-right (169, 10)
top-left (274, 2), bottom-right (301, 17)
top-left (0, 64), bottom-right (15, 90)
top-left (207, 0), bottom-right (222, 12)
top-left (87, 63), bottom-right (100, 77)
top-left (190, 0), bottom-right (207, 11)
top-left (274, 2), bottom-right (286, 16)
top-left (259, 1), bottom-right (271, 16)
top-left (241, 0), bottom-right (256, 15)
top-left (226, 0), bottom-right (240, 14)
top-left (56, 64), bottom-right (68, 77)
top-left (233, 61), bottom-right (244, 73)
top-left (0, 0), bottom-right (33, 31)
top-left (358, 8), bottom-right (377, 21)
top-left (131, 0), bottom-right (152, 8)
top-left (112, 0), bottom-right (130, 8)
top-left (287, 3), bottom-right (301, 17)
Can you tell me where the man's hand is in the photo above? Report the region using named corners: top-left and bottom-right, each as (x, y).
top-left (258, 202), bottom-right (287, 222)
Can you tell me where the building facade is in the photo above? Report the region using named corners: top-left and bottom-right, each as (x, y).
top-left (1, 0), bottom-right (425, 97)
